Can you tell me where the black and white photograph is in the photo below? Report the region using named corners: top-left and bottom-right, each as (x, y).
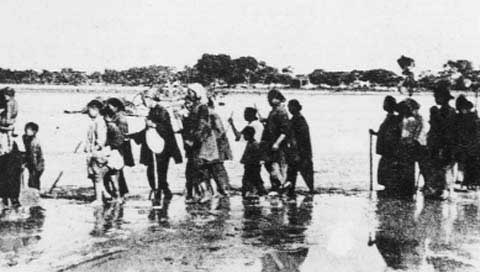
top-left (0, 0), bottom-right (480, 271)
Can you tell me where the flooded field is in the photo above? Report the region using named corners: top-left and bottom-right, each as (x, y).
top-left (2, 90), bottom-right (480, 271)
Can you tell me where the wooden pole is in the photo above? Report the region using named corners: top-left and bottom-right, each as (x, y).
top-left (152, 151), bottom-right (159, 203)
top-left (369, 132), bottom-right (373, 191)
top-left (48, 171), bottom-right (64, 194)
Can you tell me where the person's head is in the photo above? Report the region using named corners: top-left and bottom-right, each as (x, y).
top-left (288, 99), bottom-right (302, 115)
top-left (187, 83), bottom-right (208, 104)
top-left (102, 107), bottom-right (115, 122)
top-left (396, 101), bottom-right (412, 118)
top-left (86, 99), bottom-right (104, 118)
top-left (2, 87), bottom-right (15, 101)
top-left (143, 89), bottom-right (159, 109)
top-left (24, 122), bottom-right (39, 137)
top-left (242, 126), bottom-right (256, 142)
top-left (455, 94), bottom-right (474, 114)
top-left (244, 107), bottom-right (258, 122)
top-left (433, 80), bottom-right (453, 106)
top-left (383, 96), bottom-right (397, 113)
top-left (106, 97), bottom-right (125, 113)
top-left (267, 89), bottom-right (286, 107)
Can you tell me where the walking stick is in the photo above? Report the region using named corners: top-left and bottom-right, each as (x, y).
top-left (48, 171), bottom-right (64, 194)
top-left (152, 151), bottom-right (158, 200)
top-left (369, 131), bottom-right (373, 191)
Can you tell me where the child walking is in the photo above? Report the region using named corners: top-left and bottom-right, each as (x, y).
top-left (22, 122), bottom-right (45, 190)
top-left (241, 126), bottom-right (266, 197)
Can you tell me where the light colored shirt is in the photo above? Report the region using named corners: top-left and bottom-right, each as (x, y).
top-left (86, 116), bottom-right (107, 153)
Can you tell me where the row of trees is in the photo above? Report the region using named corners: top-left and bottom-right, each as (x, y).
top-left (0, 54), bottom-right (478, 90)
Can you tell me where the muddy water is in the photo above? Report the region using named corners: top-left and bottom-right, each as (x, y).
top-left (2, 91), bottom-right (480, 271)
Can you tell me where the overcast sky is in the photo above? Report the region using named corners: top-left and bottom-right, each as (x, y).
top-left (0, 0), bottom-right (479, 74)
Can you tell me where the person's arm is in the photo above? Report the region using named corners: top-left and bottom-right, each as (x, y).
top-left (272, 110), bottom-right (289, 151)
top-left (32, 140), bottom-right (44, 171)
top-left (96, 120), bottom-right (107, 149)
top-left (228, 117), bottom-right (242, 141)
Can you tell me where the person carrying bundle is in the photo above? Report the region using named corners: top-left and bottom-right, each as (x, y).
top-left (128, 103), bottom-right (183, 206)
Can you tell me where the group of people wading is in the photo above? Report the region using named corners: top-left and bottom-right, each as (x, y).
top-left (372, 80), bottom-right (480, 200)
top-left (80, 83), bottom-right (314, 206)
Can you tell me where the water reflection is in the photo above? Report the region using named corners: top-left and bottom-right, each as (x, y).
top-left (91, 202), bottom-right (124, 236)
top-left (261, 247), bottom-right (309, 272)
top-left (242, 196), bottom-right (313, 247)
top-left (148, 199), bottom-right (172, 227)
top-left (0, 206), bottom-right (45, 253)
top-left (373, 193), bottom-right (480, 271)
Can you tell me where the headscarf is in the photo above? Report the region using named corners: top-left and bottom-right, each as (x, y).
top-left (187, 83), bottom-right (209, 104)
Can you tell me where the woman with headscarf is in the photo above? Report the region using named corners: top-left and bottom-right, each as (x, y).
top-left (261, 89), bottom-right (290, 193)
top-left (370, 96), bottom-right (401, 194)
top-left (105, 98), bottom-right (134, 199)
top-left (180, 83), bottom-right (217, 203)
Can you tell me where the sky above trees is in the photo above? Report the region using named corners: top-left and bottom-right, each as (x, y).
top-left (0, 0), bottom-right (479, 74)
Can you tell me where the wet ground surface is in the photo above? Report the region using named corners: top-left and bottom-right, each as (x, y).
top-left (2, 190), bottom-right (480, 271)
top-left (4, 91), bottom-right (480, 271)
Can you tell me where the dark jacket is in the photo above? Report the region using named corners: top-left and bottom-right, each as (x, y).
top-left (427, 105), bottom-right (457, 164)
top-left (130, 105), bottom-right (183, 165)
top-left (22, 135), bottom-right (45, 172)
top-left (288, 113), bottom-right (313, 161)
top-left (112, 111), bottom-right (135, 166)
top-left (241, 140), bottom-right (263, 166)
top-left (376, 113), bottom-right (401, 157)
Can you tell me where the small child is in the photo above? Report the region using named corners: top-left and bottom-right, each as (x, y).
top-left (22, 122), bottom-right (45, 190)
top-left (240, 126), bottom-right (266, 197)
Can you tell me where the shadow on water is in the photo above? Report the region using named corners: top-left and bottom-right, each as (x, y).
top-left (372, 192), bottom-right (480, 272)
top-left (91, 202), bottom-right (125, 237)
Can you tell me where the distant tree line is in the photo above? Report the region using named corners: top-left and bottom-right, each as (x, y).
top-left (0, 54), bottom-right (479, 90)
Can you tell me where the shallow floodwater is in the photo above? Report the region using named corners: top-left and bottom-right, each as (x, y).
top-left (2, 91), bottom-right (480, 271)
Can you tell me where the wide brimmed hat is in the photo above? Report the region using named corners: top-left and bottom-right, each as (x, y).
top-left (106, 97), bottom-right (125, 111)
top-left (456, 94), bottom-right (474, 110)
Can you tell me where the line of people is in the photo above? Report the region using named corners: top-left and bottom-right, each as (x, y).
top-left (371, 80), bottom-right (480, 199)
top-left (83, 84), bottom-right (315, 206)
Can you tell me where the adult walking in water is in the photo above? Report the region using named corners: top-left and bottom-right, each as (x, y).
top-left (0, 87), bottom-right (22, 207)
top-left (129, 95), bottom-right (183, 205)
top-left (284, 99), bottom-right (315, 198)
top-left (179, 83), bottom-right (218, 203)
top-left (425, 81), bottom-right (457, 199)
top-left (261, 89), bottom-right (290, 193)
top-left (396, 98), bottom-right (425, 197)
top-left (207, 97), bottom-right (232, 195)
top-left (370, 96), bottom-right (401, 194)
top-left (454, 95), bottom-right (479, 189)
top-left (105, 98), bottom-right (134, 199)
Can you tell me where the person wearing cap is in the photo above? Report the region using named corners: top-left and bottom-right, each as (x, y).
top-left (283, 99), bottom-right (314, 198)
top-left (105, 97), bottom-right (134, 199)
top-left (425, 81), bottom-right (457, 199)
top-left (261, 89), bottom-right (291, 193)
top-left (454, 95), bottom-right (479, 188)
top-left (128, 103), bottom-right (183, 205)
